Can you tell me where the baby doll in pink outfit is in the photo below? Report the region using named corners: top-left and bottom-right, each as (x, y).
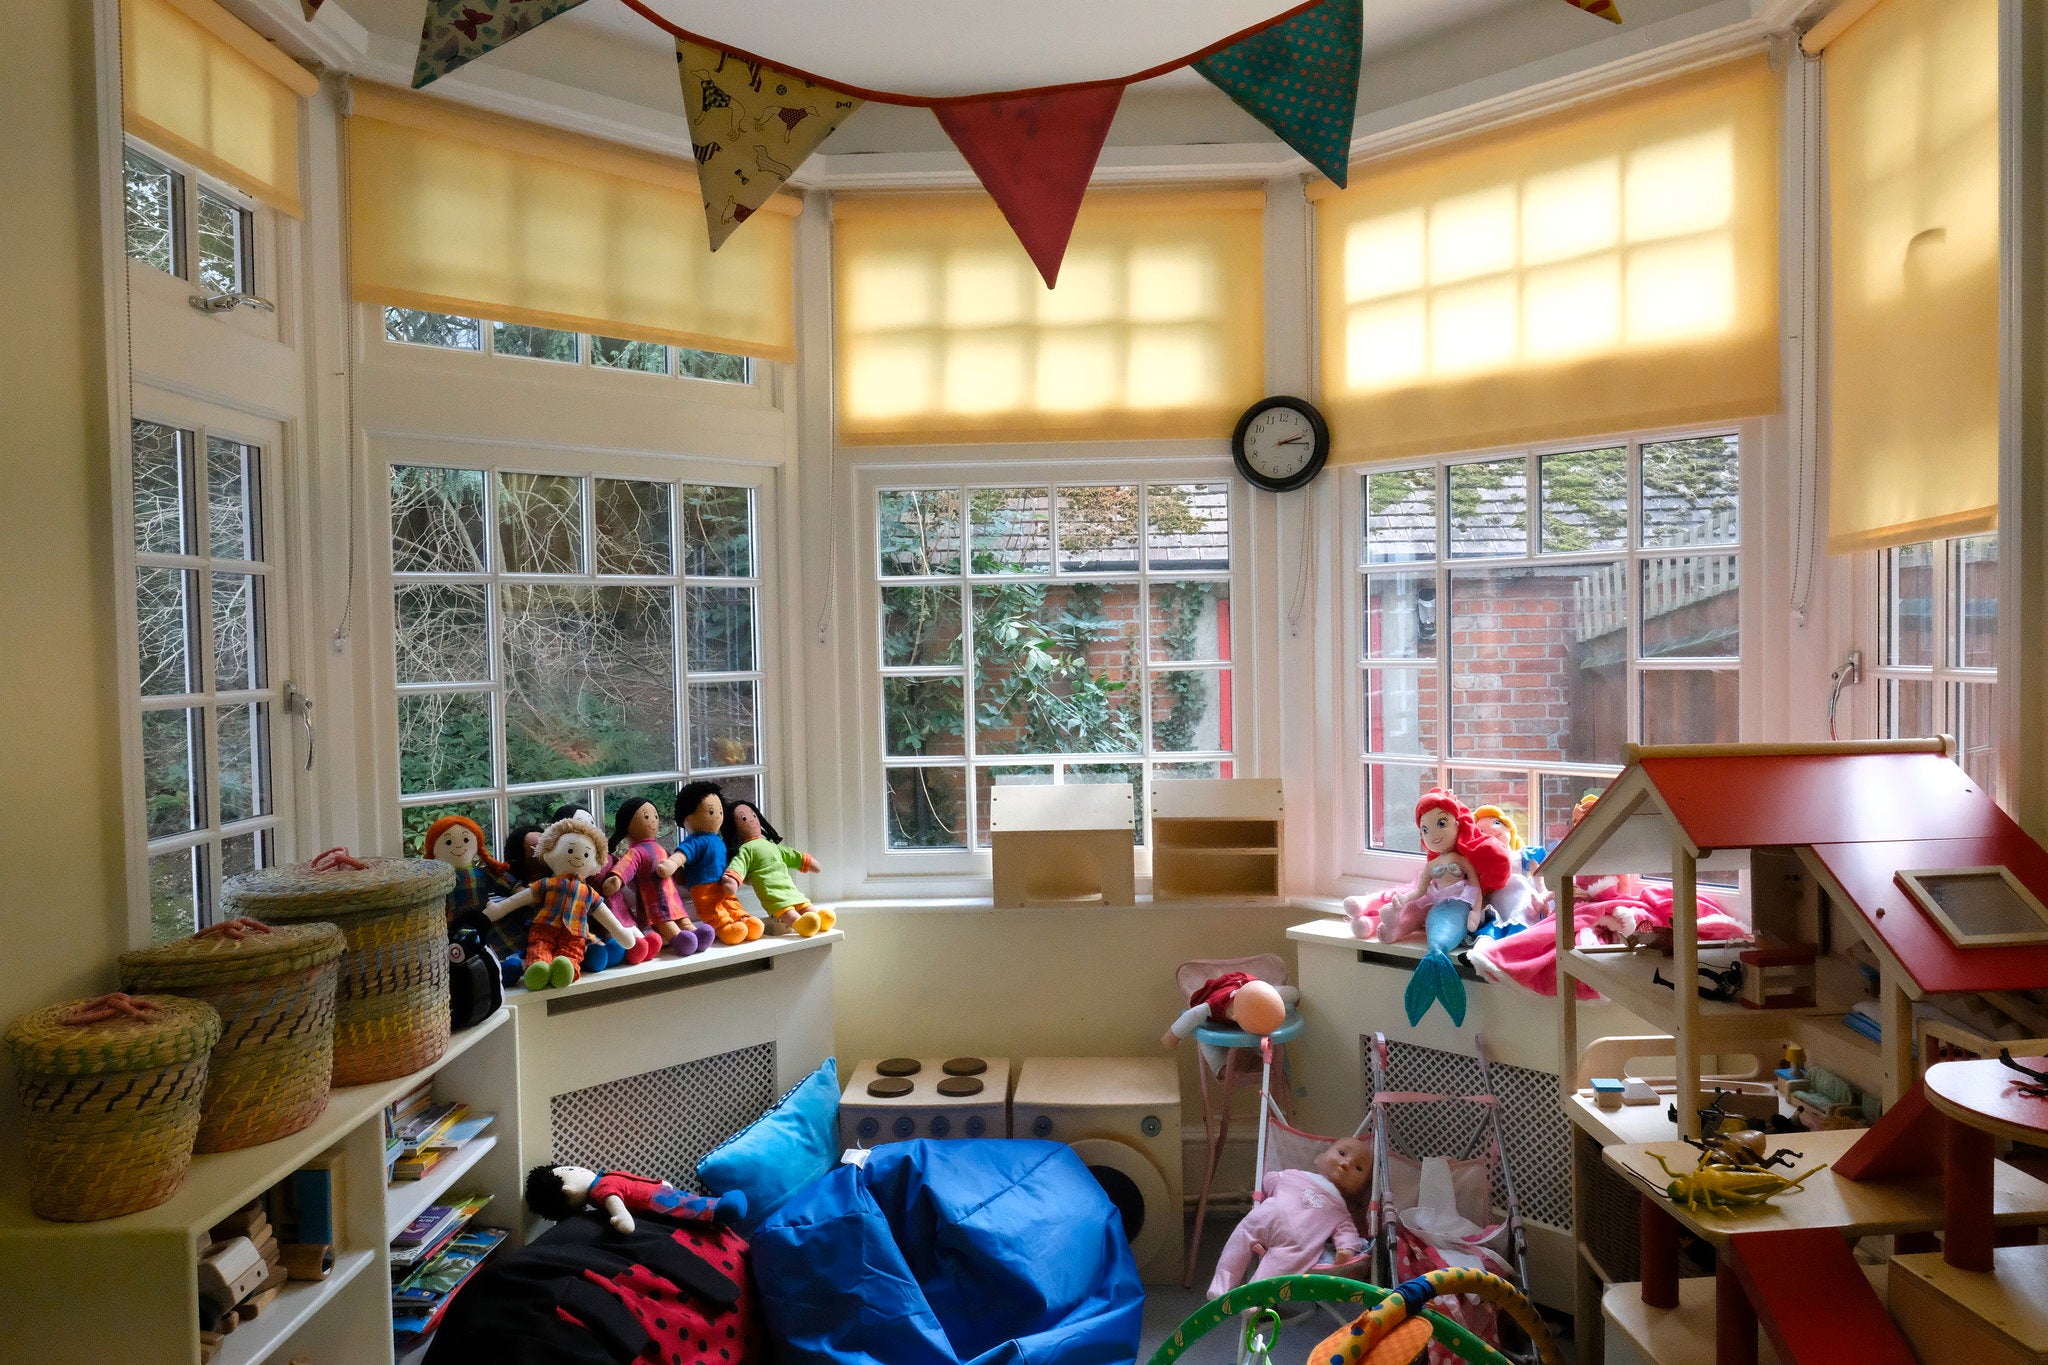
top-left (1207, 1136), bottom-right (1371, 1299)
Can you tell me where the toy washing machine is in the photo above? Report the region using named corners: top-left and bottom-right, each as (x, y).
top-left (1012, 1056), bottom-right (1183, 1285)
top-left (839, 1056), bottom-right (1011, 1149)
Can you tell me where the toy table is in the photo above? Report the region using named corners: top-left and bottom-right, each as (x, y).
top-left (1926, 1056), bottom-right (2048, 1272)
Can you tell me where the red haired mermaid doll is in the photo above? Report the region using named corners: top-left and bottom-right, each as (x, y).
top-left (1398, 790), bottom-right (1510, 1027)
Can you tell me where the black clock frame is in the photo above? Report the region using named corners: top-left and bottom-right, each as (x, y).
top-left (1231, 395), bottom-right (1330, 493)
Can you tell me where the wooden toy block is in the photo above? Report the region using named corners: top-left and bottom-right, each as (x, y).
top-left (989, 784), bottom-right (1135, 908)
top-left (1739, 943), bottom-right (1819, 1010)
top-left (1149, 778), bottom-right (1283, 901)
top-left (1892, 1244), bottom-right (2048, 1365)
top-left (1592, 1078), bottom-right (1626, 1110)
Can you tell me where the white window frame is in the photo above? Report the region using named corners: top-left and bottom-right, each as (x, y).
top-left (1862, 534), bottom-right (2002, 793)
top-left (122, 134), bottom-right (261, 298)
top-left (1337, 420), bottom-right (1758, 886)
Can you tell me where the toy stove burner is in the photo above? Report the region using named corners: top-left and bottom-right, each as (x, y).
top-left (943, 1057), bottom-right (987, 1076)
top-left (866, 1076), bottom-right (914, 1098)
top-left (877, 1057), bottom-right (922, 1076)
top-left (938, 1076), bottom-right (984, 1097)
top-left (841, 1057), bottom-right (1011, 1147)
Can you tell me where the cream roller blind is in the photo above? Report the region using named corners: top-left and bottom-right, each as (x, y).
top-left (833, 188), bottom-right (1266, 446)
top-left (1314, 58), bottom-right (1782, 465)
top-left (123, 0), bottom-right (316, 217)
top-left (346, 84), bottom-right (798, 363)
top-left (1823, 0), bottom-right (1999, 554)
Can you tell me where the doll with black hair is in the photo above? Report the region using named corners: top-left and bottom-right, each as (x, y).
top-left (524, 1162), bottom-right (743, 1235)
top-left (720, 799), bottom-right (836, 938)
top-left (672, 781), bottom-right (761, 945)
top-left (600, 797), bottom-right (715, 958)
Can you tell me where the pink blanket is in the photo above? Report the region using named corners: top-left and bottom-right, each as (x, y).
top-left (1466, 882), bottom-right (1745, 999)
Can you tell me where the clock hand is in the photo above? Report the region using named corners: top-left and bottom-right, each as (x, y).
top-left (1274, 435), bottom-right (1309, 445)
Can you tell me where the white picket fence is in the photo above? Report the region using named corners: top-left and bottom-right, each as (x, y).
top-left (1573, 511), bottom-right (1738, 641)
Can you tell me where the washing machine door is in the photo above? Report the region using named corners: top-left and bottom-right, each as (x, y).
top-left (1068, 1137), bottom-right (1172, 1271)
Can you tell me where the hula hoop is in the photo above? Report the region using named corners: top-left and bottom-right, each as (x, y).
top-left (1142, 1274), bottom-right (1512, 1365)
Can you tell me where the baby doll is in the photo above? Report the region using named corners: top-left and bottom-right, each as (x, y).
top-left (487, 818), bottom-right (645, 990)
top-left (673, 782), bottom-right (762, 945)
top-left (1208, 1137), bottom-right (1370, 1299)
top-left (524, 1163), bottom-right (743, 1235)
top-left (600, 797), bottom-right (714, 959)
top-left (721, 800), bottom-right (837, 938)
top-left (423, 815), bottom-right (515, 927)
top-left (1162, 972), bottom-right (1300, 1078)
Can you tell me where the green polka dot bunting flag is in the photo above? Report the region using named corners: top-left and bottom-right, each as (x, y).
top-left (413, 0), bottom-right (591, 89)
top-left (1194, 0), bottom-right (1364, 188)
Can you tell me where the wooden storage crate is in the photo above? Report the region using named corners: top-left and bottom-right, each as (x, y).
top-left (1149, 778), bottom-right (1282, 901)
top-left (989, 784), bottom-right (1135, 908)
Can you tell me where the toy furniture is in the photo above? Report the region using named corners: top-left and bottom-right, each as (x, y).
top-left (1149, 777), bottom-right (1283, 901)
top-left (838, 1056), bottom-right (1011, 1148)
top-left (1737, 943), bottom-right (1817, 1010)
top-left (988, 783), bottom-right (1135, 908)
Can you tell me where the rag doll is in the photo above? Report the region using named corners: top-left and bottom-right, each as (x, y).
top-left (1208, 1137), bottom-right (1370, 1299)
top-left (721, 800), bottom-right (836, 938)
top-left (1161, 972), bottom-right (1300, 1077)
top-left (1400, 790), bottom-right (1509, 1029)
top-left (423, 815), bottom-right (515, 926)
top-left (600, 798), bottom-right (713, 959)
top-left (490, 824), bottom-right (548, 982)
top-left (524, 1163), bottom-right (743, 1235)
top-left (487, 818), bottom-right (644, 990)
top-left (537, 804), bottom-right (638, 972)
top-left (674, 781), bottom-right (762, 945)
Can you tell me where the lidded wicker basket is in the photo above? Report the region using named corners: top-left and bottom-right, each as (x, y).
top-left (118, 919), bottom-right (344, 1152)
top-left (3, 993), bottom-right (222, 1221)
top-left (222, 854), bottom-right (454, 1085)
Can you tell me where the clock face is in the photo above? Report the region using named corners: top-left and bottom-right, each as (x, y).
top-left (1232, 397), bottom-right (1328, 492)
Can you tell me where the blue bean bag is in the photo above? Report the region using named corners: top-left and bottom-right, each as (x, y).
top-left (750, 1139), bottom-right (1144, 1365)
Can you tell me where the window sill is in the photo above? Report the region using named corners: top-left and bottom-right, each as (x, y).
top-left (817, 894), bottom-right (1338, 917)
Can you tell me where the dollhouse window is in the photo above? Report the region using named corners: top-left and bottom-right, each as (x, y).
top-left (1356, 431), bottom-right (1740, 859)
top-left (383, 308), bottom-right (754, 385)
top-left (1898, 866), bottom-right (2048, 947)
top-left (1875, 534), bottom-right (2000, 791)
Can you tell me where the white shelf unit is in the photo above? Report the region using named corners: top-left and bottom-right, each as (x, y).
top-left (0, 1009), bottom-right (521, 1365)
top-left (1149, 778), bottom-right (1283, 901)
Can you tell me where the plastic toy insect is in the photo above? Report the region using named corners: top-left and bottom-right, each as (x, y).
top-left (1677, 1094), bottom-right (1800, 1171)
top-left (1999, 1048), bottom-right (2048, 1099)
top-left (1651, 962), bottom-right (1744, 1003)
top-left (1651, 1150), bottom-right (1828, 1215)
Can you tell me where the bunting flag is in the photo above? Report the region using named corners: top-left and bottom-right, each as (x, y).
top-left (1194, 0), bottom-right (1362, 187)
top-left (413, 0), bottom-right (590, 88)
top-left (932, 86), bottom-right (1124, 288)
top-left (677, 42), bottom-right (864, 250)
top-left (1563, 0), bottom-right (1625, 21)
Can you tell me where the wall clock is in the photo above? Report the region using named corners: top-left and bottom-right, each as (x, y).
top-left (1231, 396), bottom-right (1329, 492)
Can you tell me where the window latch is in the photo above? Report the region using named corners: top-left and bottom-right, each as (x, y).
top-left (285, 682), bottom-right (316, 772)
top-left (189, 291), bottom-right (276, 316)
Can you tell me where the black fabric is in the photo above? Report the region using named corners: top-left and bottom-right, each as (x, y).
top-left (447, 916), bottom-right (504, 1031)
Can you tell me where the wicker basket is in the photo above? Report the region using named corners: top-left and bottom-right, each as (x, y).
top-left (3, 993), bottom-right (222, 1221)
top-left (223, 854), bottom-right (454, 1085)
top-left (118, 919), bottom-right (344, 1152)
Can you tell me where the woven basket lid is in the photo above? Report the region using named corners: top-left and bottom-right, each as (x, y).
top-left (4, 994), bottom-right (221, 1077)
top-left (222, 856), bottom-right (453, 922)
top-left (118, 920), bottom-right (345, 990)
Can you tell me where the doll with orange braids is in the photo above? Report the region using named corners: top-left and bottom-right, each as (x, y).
top-left (424, 815), bottom-right (517, 927)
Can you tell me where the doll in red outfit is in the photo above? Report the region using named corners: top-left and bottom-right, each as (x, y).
top-left (524, 1163), bottom-right (744, 1234)
top-left (1161, 971), bottom-right (1300, 1077)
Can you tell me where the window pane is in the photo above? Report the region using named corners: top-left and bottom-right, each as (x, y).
top-left (676, 348), bottom-right (751, 383)
top-left (1640, 554), bottom-right (1740, 659)
top-left (1538, 772), bottom-right (1609, 851)
top-left (1884, 543), bottom-right (1935, 668)
top-left (1365, 762), bottom-right (1435, 854)
top-left (395, 583), bottom-right (490, 684)
top-left (973, 765), bottom-right (1053, 847)
top-left (1147, 483), bottom-right (1231, 571)
top-left (595, 479), bottom-right (673, 576)
top-left (391, 466), bottom-right (487, 573)
top-left (1957, 534), bottom-right (1999, 670)
top-left (1365, 467), bottom-right (1437, 565)
top-left (498, 473), bottom-right (585, 575)
top-left (1955, 680), bottom-right (2000, 790)
top-left (711, 772), bottom-right (761, 810)
top-left (1364, 665), bottom-right (1438, 757)
top-left (886, 767), bottom-right (967, 849)
top-left (509, 788), bottom-right (593, 832)
top-left (220, 828), bottom-right (271, 884)
top-left (1885, 677), bottom-right (1934, 738)
top-left (133, 420), bottom-right (191, 556)
top-left (399, 691), bottom-right (492, 795)
top-left (969, 487), bottom-right (1051, 574)
top-left (211, 572), bottom-right (264, 692)
top-left (1363, 571), bottom-right (1437, 660)
top-left (1641, 670), bottom-right (1738, 745)
top-left (1444, 767), bottom-right (1531, 836)
top-left (1448, 457), bottom-right (1527, 559)
top-left (591, 336), bottom-right (668, 373)
top-left (137, 568), bottom-right (195, 696)
top-left (1641, 434), bottom-right (1739, 548)
top-left (123, 147), bottom-right (181, 276)
top-left (1448, 563), bottom-right (1626, 765)
top-left (881, 586), bottom-right (962, 667)
top-left (1068, 763), bottom-right (1146, 846)
top-left (600, 781), bottom-right (681, 843)
top-left (1057, 485), bottom-right (1141, 571)
top-left (1150, 581), bottom-right (1229, 663)
top-left (1150, 669), bottom-right (1230, 753)
top-left (972, 583), bottom-right (1141, 757)
top-left (142, 707), bottom-right (203, 837)
top-left (216, 702), bottom-right (267, 824)
top-left (504, 585), bottom-right (678, 782)
top-left (686, 586), bottom-right (756, 673)
top-left (492, 321), bottom-right (579, 362)
top-left (195, 187), bottom-right (247, 295)
top-left (682, 485), bottom-right (755, 578)
top-left (206, 439), bottom-right (256, 560)
top-left (1539, 446), bottom-right (1626, 553)
top-left (149, 846), bottom-right (201, 943)
top-left (385, 308), bottom-right (481, 350)
top-left (1156, 760), bottom-right (1229, 781)
top-left (688, 679), bottom-right (758, 769)
top-left (879, 490), bottom-right (962, 576)
top-left (884, 677), bottom-right (965, 757)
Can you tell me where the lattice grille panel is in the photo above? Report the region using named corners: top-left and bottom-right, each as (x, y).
top-left (548, 1043), bottom-right (777, 1193)
top-left (1365, 1037), bottom-right (1572, 1229)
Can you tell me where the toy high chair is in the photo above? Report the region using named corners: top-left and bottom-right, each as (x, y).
top-left (1174, 954), bottom-right (1304, 1287)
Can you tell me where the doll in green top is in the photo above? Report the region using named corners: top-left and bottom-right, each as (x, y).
top-left (720, 800), bottom-right (838, 938)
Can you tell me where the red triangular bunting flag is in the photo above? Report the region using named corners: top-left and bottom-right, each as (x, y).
top-left (1562, 0), bottom-right (1624, 22)
top-left (933, 85), bottom-right (1124, 288)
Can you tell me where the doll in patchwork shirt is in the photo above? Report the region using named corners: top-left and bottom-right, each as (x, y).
top-left (487, 818), bottom-right (645, 990)
top-left (599, 797), bottom-right (714, 960)
top-left (720, 800), bottom-right (837, 938)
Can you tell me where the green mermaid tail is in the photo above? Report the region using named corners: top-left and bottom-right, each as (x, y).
top-left (1404, 949), bottom-right (1467, 1027)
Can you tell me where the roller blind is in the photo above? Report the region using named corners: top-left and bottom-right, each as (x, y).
top-left (833, 188), bottom-right (1266, 446)
top-left (1314, 58), bottom-right (1781, 465)
top-left (1823, 0), bottom-right (1999, 554)
top-left (346, 84), bottom-right (798, 363)
top-left (122, 0), bottom-right (316, 217)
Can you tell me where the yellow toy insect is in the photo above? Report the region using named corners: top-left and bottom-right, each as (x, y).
top-left (1651, 1150), bottom-right (1828, 1215)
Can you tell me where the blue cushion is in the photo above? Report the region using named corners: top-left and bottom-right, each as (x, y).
top-left (696, 1057), bottom-right (839, 1233)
